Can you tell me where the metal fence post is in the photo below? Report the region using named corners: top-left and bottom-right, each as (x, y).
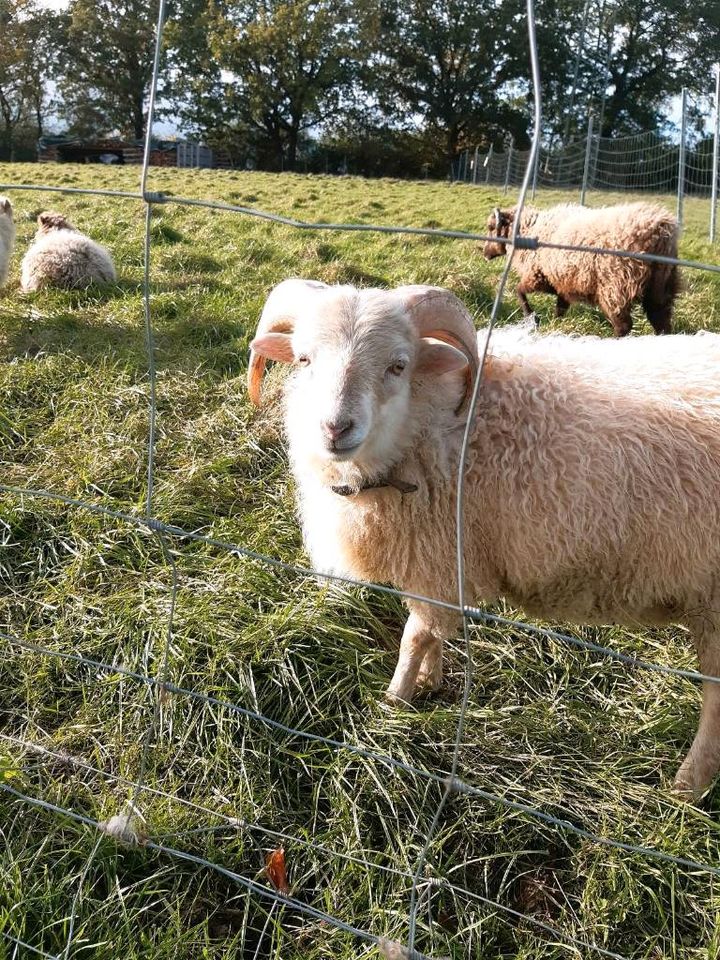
top-left (503, 138), bottom-right (513, 194)
top-left (472, 145), bottom-right (479, 184)
top-left (580, 114), bottom-right (594, 205)
top-left (531, 145), bottom-right (540, 199)
top-left (677, 87), bottom-right (687, 227)
top-left (711, 66), bottom-right (720, 242)
top-left (485, 144), bottom-right (493, 184)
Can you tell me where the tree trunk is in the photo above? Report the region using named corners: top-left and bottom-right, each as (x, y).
top-left (1, 122), bottom-right (14, 162)
top-left (270, 132), bottom-right (284, 171)
top-left (134, 91), bottom-right (145, 141)
top-left (446, 123), bottom-right (460, 169)
top-left (286, 122), bottom-right (300, 171)
top-left (600, 86), bottom-right (623, 137)
top-left (445, 123), bottom-right (460, 163)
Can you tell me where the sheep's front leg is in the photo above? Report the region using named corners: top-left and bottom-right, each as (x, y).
top-left (416, 639), bottom-right (443, 691)
top-left (386, 611), bottom-right (443, 704)
top-left (516, 284), bottom-right (536, 321)
top-left (555, 295), bottom-right (570, 318)
top-left (674, 679), bottom-right (720, 799)
top-left (674, 623), bottom-right (720, 799)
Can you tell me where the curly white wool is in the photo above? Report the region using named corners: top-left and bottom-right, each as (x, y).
top-left (0, 196), bottom-right (15, 288)
top-left (250, 280), bottom-right (720, 799)
top-left (21, 210), bottom-right (116, 292)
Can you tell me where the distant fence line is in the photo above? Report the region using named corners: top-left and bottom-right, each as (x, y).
top-left (455, 130), bottom-right (716, 197)
top-left (454, 80), bottom-right (720, 240)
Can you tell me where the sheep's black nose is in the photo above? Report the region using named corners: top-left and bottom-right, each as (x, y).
top-left (322, 418), bottom-right (354, 443)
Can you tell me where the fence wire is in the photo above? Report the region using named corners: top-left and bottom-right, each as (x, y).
top-left (458, 121), bottom-right (720, 217)
top-left (0, 736), bottom-right (633, 960)
top-left (2, 0), bottom-right (720, 958)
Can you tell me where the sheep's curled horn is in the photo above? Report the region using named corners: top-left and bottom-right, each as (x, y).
top-left (247, 279), bottom-right (479, 411)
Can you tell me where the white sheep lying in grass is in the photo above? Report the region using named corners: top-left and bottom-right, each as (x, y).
top-left (249, 279), bottom-right (720, 798)
top-left (21, 211), bottom-right (116, 292)
top-left (0, 196), bottom-right (15, 287)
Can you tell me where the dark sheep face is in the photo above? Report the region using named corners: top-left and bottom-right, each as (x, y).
top-left (483, 208), bottom-right (513, 260)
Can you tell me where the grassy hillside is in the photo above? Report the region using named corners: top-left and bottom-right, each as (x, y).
top-left (0, 163), bottom-right (719, 960)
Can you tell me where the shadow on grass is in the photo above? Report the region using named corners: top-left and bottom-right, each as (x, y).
top-left (0, 302), bottom-right (248, 377)
top-left (0, 312), bottom-right (148, 365)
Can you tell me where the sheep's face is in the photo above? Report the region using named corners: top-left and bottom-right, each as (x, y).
top-left (284, 291), bottom-right (418, 469)
top-left (251, 287), bottom-right (469, 474)
top-left (482, 209), bottom-right (512, 260)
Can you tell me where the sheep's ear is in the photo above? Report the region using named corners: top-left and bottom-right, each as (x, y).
top-left (249, 332), bottom-right (295, 363)
top-left (0, 198), bottom-right (11, 215)
top-left (416, 340), bottom-right (468, 375)
top-left (38, 211), bottom-right (68, 230)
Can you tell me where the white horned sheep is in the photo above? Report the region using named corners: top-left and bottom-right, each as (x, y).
top-left (21, 211), bottom-right (116, 292)
top-left (483, 202), bottom-right (680, 336)
top-left (0, 195), bottom-right (15, 288)
top-left (249, 279), bottom-right (720, 798)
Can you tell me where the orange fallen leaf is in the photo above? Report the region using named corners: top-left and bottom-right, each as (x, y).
top-left (265, 846), bottom-right (290, 894)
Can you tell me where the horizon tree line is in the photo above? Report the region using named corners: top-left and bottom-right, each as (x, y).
top-left (1, 0), bottom-right (719, 175)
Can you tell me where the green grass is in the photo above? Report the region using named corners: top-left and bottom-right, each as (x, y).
top-left (0, 163), bottom-right (719, 959)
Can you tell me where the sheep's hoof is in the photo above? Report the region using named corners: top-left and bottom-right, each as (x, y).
top-left (671, 776), bottom-right (696, 802)
top-left (416, 664), bottom-right (442, 692)
top-left (384, 680), bottom-right (416, 705)
top-left (672, 758), bottom-right (711, 802)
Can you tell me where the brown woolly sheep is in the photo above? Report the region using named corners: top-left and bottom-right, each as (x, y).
top-left (483, 202), bottom-right (680, 336)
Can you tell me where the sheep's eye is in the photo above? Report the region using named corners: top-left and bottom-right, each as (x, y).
top-left (297, 355), bottom-right (310, 367)
top-left (388, 359), bottom-right (406, 377)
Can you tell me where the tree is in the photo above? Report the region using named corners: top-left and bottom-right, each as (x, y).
top-left (0, 0), bottom-right (64, 159)
top-left (60, 0), bottom-right (160, 140)
top-left (558, 0), bottom-right (720, 139)
top-left (369, 0), bottom-right (529, 164)
top-left (167, 0), bottom-right (361, 170)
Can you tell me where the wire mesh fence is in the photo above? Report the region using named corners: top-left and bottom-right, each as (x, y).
top-left (1, 1), bottom-right (720, 958)
top-left (458, 131), bottom-right (717, 195)
top-left (455, 82), bottom-right (720, 236)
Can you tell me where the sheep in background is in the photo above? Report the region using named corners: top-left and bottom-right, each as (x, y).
top-left (0, 196), bottom-right (15, 288)
top-left (249, 279), bottom-right (720, 798)
top-left (483, 202), bottom-right (680, 336)
top-left (20, 211), bottom-right (116, 292)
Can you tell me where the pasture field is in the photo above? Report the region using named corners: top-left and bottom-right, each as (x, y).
top-left (0, 163), bottom-right (720, 959)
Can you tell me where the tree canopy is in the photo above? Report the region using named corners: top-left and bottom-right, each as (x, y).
top-left (61, 0), bottom-right (161, 140)
top-left (0, 0), bottom-right (65, 158)
top-left (3, 0), bottom-right (720, 172)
